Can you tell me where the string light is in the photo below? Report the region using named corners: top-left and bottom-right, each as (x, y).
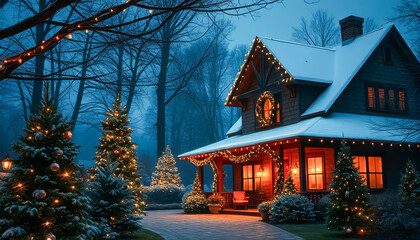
top-left (67, 33), bottom-right (72, 39)
top-left (149, 9), bottom-right (153, 14)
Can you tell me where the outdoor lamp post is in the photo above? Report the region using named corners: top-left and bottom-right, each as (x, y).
top-left (1, 155), bottom-right (13, 171)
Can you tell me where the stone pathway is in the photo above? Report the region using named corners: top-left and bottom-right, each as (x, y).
top-left (143, 209), bottom-right (302, 240)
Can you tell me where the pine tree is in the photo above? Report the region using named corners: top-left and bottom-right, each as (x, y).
top-left (88, 158), bottom-right (142, 238)
top-left (190, 172), bottom-right (204, 196)
top-left (151, 146), bottom-right (182, 187)
top-left (327, 141), bottom-right (374, 234)
top-left (0, 93), bottom-right (91, 239)
top-left (94, 95), bottom-right (145, 214)
top-left (183, 171), bottom-right (207, 213)
top-left (399, 159), bottom-right (420, 202)
top-left (281, 172), bottom-right (297, 196)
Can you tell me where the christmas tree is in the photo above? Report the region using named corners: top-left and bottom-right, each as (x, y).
top-left (0, 92), bottom-right (91, 239)
top-left (281, 172), bottom-right (297, 196)
top-left (151, 146), bottom-right (183, 187)
top-left (399, 159), bottom-right (420, 202)
top-left (88, 157), bottom-right (142, 238)
top-left (94, 95), bottom-right (145, 214)
top-left (327, 141), bottom-right (374, 234)
top-left (183, 171), bottom-right (207, 213)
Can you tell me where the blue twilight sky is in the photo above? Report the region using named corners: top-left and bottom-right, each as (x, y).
top-left (227, 0), bottom-right (415, 48)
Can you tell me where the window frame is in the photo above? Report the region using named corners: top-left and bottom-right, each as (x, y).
top-left (255, 92), bottom-right (282, 129)
top-left (353, 155), bottom-right (384, 190)
top-left (242, 163), bottom-right (262, 192)
top-left (306, 153), bottom-right (326, 191)
top-left (365, 83), bottom-right (407, 113)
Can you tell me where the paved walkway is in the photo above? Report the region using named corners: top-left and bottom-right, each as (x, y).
top-left (143, 209), bottom-right (302, 240)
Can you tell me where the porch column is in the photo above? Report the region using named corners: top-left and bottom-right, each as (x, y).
top-left (198, 166), bottom-right (204, 192)
top-left (299, 144), bottom-right (307, 192)
top-left (217, 158), bottom-right (224, 193)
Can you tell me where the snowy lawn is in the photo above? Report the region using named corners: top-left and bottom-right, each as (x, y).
top-left (275, 223), bottom-right (367, 240)
top-left (123, 229), bottom-right (164, 240)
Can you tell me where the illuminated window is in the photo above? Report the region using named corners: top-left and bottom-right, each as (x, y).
top-left (242, 164), bottom-right (261, 191)
top-left (353, 156), bottom-right (383, 189)
top-left (368, 157), bottom-right (383, 189)
top-left (398, 90), bottom-right (406, 111)
top-left (367, 87), bottom-right (375, 108)
top-left (263, 99), bottom-right (272, 120)
top-left (353, 156), bottom-right (367, 186)
top-left (276, 103), bottom-right (281, 123)
top-left (378, 88), bottom-right (385, 109)
top-left (366, 86), bottom-right (406, 112)
top-left (307, 156), bottom-right (324, 190)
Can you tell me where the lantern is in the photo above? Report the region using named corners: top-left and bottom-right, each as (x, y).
top-left (1, 155), bottom-right (12, 171)
top-left (256, 166), bottom-right (264, 177)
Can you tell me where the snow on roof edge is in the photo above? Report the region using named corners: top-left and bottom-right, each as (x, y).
top-left (226, 117), bottom-right (242, 136)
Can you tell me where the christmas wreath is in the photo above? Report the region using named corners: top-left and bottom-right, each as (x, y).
top-left (256, 91), bottom-right (275, 127)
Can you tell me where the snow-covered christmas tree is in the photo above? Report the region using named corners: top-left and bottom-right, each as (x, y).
top-left (88, 156), bottom-right (142, 238)
top-left (400, 159), bottom-right (420, 202)
top-left (151, 146), bottom-right (183, 187)
top-left (0, 92), bottom-right (91, 239)
top-left (94, 95), bottom-right (145, 214)
top-left (327, 141), bottom-right (374, 234)
top-left (281, 172), bottom-right (297, 196)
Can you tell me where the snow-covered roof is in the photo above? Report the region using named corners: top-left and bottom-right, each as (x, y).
top-left (262, 38), bottom-right (335, 84)
top-left (226, 117), bottom-right (242, 136)
top-left (179, 112), bottom-right (420, 157)
top-left (301, 24), bottom-right (393, 117)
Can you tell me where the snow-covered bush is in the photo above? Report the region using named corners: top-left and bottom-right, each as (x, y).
top-left (257, 201), bottom-right (274, 213)
top-left (144, 184), bottom-right (185, 204)
top-left (270, 195), bottom-right (316, 223)
top-left (183, 195), bottom-right (208, 214)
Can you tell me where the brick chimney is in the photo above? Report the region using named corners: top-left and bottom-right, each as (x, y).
top-left (339, 16), bottom-right (364, 43)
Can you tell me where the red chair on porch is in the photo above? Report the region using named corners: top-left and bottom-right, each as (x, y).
top-left (233, 191), bottom-right (249, 210)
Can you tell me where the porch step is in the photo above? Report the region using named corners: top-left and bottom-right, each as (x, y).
top-left (221, 209), bottom-right (260, 217)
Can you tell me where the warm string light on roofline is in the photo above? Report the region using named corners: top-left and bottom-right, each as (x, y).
top-left (224, 37), bottom-right (293, 106)
top-left (180, 137), bottom-right (419, 160)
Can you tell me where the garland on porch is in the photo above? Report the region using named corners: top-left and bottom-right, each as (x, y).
top-left (187, 147), bottom-right (284, 196)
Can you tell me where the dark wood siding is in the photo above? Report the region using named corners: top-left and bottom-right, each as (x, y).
top-left (299, 85), bottom-right (325, 115)
top-left (331, 34), bottom-right (420, 118)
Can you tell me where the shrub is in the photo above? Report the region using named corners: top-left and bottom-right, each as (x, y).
top-left (144, 184), bottom-right (185, 204)
top-left (183, 195), bottom-right (208, 214)
top-left (207, 194), bottom-right (224, 207)
top-left (316, 194), bottom-right (331, 215)
top-left (270, 195), bottom-right (316, 223)
top-left (370, 191), bottom-right (420, 237)
top-left (146, 203), bottom-right (182, 210)
top-left (257, 201), bottom-right (274, 213)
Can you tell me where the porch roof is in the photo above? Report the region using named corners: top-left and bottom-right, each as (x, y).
top-left (178, 113), bottom-right (420, 157)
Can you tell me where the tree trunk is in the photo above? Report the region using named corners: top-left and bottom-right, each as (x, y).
top-left (30, 0), bottom-right (47, 115)
top-left (156, 34), bottom-right (170, 157)
top-left (116, 45), bottom-right (124, 97)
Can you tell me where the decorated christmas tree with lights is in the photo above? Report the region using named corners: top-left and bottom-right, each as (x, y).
top-left (400, 159), bottom-right (420, 202)
top-left (327, 141), bottom-right (374, 234)
top-left (281, 173), bottom-right (297, 196)
top-left (151, 146), bottom-right (182, 187)
top-left (183, 171), bottom-right (207, 213)
top-left (0, 91), bottom-right (91, 240)
top-left (88, 157), bottom-right (142, 238)
top-left (94, 95), bottom-right (145, 214)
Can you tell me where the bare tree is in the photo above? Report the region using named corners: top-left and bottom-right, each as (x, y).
top-left (364, 17), bottom-right (378, 33)
top-left (292, 9), bottom-right (339, 47)
top-left (392, 0), bottom-right (420, 55)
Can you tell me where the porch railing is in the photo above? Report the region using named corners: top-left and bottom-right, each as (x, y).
top-left (299, 191), bottom-right (329, 205)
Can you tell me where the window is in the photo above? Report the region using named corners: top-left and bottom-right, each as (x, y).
top-left (383, 47), bottom-right (392, 65)
top-left (263, 99), bottom-right (272, 120)
top-left (353, 156), bottom-right (367, 186)
top-left (378, 88), bottom-right (385, 109)
top-left (398, 90), bottom-right (406, 111)
top-left (366, 85), bottom-right (407, 112)
top-left (353, 156), bottom-right (383, 189)
top-left (388, 89), bottom-right (395, 110)
top-left (275, 103), bottom-right (281, 123)
top-left (307, 156), bottom-right (324, 190)
top-left (242, 164), bottom-right (262, 191)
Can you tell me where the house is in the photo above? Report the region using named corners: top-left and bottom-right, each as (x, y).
top-left (178, 16), bottom-right (420, 208)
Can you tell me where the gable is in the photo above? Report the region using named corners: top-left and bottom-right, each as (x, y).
top-left (301, 24), bottom-right (419, 118)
